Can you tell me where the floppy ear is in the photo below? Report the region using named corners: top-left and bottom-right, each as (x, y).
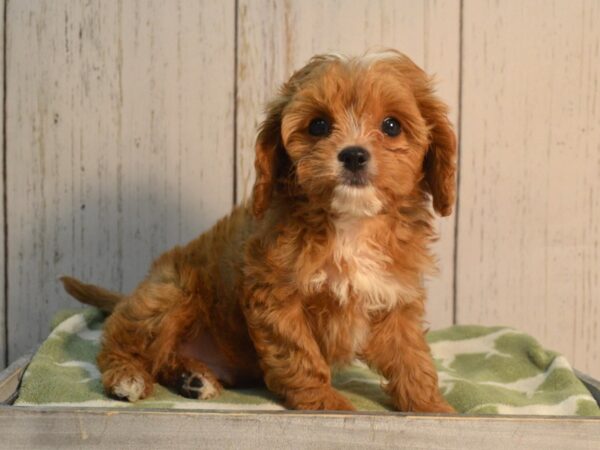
top-left (252, 54), bottom-right (340, 218)
top-left (376, 50), bottom-right (457, 216)
top-left (420, 92), bottom-right (457, 217)
top-left (252, 97), bottom-right (289, 218)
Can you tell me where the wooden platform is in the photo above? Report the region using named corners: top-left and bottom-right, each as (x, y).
top-left (1, 354), bottom-right (600, 449)
top-left (2, 407), bottom-right (600, 449)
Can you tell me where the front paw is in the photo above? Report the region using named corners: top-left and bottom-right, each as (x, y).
top-left (286, 387), bottom-right (356, 411)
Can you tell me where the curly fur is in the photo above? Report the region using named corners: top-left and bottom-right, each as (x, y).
top-left (61, 50), bottom-right (457, 412)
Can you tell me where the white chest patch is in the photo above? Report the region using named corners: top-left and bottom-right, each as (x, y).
top-left (309, 217), bottom-right (417, 312)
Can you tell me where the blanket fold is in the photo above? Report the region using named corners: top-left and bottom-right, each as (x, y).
top-left (15, 309), bottom-right (600, 416)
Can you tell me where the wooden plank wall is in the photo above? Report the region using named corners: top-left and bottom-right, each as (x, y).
top-left (5, 0), bottom-right (234, 362)
top-left (458, 0), bottom-right (600, 379)
top-left (0, 0), bottom-right (4, 367)
top-left (1, 0), bottom-right (599, 379)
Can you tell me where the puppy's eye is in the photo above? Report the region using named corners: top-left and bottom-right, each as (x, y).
top-left (308, 118), bottom-right (331, 137)
top-left (381, 117), bottom-right (401, 137)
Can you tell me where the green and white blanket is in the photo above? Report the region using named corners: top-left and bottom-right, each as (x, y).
top-left (15, 309), bottom-right (600, 415)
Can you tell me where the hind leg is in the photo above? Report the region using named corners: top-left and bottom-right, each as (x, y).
top-left (97, 280), bottom-right (205, 402)
top-left (99, 351), bottom-right (154, 402)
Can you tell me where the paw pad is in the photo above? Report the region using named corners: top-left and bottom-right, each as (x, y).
top-left (176, 372), bottom-right (219, 400)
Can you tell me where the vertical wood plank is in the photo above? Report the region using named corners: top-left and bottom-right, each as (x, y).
top-left (458, 0), bottom-right (600, 377)
top-left (422, 0), bottom-right (461, 328)
top-left (236, 0), bottom-right (460, 329)
top-left (5, 0), bottom-right (235, 361)
top-left (0, 0), bottom-right (5, 368)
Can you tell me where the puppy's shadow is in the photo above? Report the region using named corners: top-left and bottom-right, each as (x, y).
top-left (220, 386), bottom-right (281, 404)
top-left (332, 367), bottom-right (394, 410)
top-left (47, 174), bottom-right (229, 323)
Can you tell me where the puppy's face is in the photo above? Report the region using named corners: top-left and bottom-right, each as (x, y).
top-left (253, 51), bottom-right (456, 218)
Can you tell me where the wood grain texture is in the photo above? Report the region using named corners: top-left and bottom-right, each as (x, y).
top-left (236, 0), bottom-right (460, 329)
top-left (5, 0), bottom-right (235, 361)
top-left (7, 0), bottom-right (598, 381)
top-left (0, 353), bottom-right (31, 404)
top-left (0, 0), bottom-right (4, 369)
top-left (1, 408), bottom-right (599, 449)
top-left (458, 0), bottom-right (600, 377)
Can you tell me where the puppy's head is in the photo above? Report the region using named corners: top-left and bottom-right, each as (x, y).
top-left (252, 50), bottom-right (456, 218)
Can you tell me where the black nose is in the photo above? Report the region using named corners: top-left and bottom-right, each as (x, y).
top-left (337, 146), bottom-right (370, 172)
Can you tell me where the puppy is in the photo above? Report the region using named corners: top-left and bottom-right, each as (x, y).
top-left (62, 50), bottom-right (456, 412)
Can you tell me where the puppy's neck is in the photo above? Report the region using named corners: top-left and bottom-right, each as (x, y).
top-left (330, 210), bottom-right (382, 239)
top-left (330, 185), bottom-right (383, 218)
top-left (315, 209), bottom-right (420, 312)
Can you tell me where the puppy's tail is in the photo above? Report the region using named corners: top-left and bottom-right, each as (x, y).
top-left (59, 276), bottom-right (124, 313)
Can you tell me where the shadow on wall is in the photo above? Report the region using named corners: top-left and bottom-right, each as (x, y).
top-left (7, 170), bottom-right (233, 361)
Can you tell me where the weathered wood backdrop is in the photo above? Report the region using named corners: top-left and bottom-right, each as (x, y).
top-left (1, 0), bottom-right (598, 378)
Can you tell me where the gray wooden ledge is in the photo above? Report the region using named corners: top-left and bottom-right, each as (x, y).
top-left (0, 353), bottom-right (32, 404)
top-left (1, 355), bottom-right (600, 449)
top-left (1, 407), bottom-right (599, 449)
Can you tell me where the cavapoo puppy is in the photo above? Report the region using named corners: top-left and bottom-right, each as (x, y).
top-left (61, 50), bottom-right (456, 412)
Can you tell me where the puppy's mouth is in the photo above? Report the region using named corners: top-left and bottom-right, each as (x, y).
top-left (340, 170), bottom-right (370, 187)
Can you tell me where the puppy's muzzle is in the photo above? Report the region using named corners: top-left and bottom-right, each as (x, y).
top-left (338, 146), bottom-right (370, 172)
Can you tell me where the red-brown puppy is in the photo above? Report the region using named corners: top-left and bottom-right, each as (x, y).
top-left (62, 50), bottom-right (456, 412)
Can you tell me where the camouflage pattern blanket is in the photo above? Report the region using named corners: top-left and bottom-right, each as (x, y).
top-left (15, 309), bottom-right (600, 415)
